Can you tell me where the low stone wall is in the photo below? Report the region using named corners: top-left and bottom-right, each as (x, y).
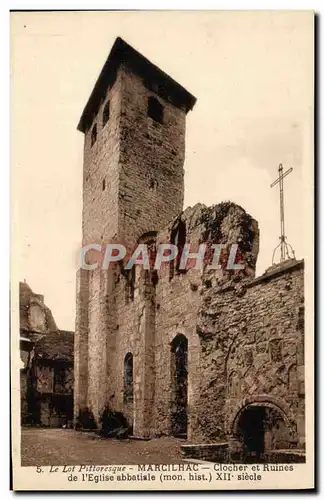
top-left (266, 450), bottom-right (306, 463)
top-left (181, 443), bottom-right (305, 464)
top-left (181, 442), bottom-right (229, 462)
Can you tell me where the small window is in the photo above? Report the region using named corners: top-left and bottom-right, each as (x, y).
top-left (149, 178), bottom-right (158, 190)
top-left (170, 219), bottom-right (187, 280)
top-left (102, 178), bottom-right (106, 191)
top-left (124, 353), bottom-right (133, 403)
top-left (147, 96), bottom-right (164, 124)
top-left (102, 101), bottom-right (110, 127)
top-left (91, 124), bottom-right (97, 146)
top-left (125, 266), bottom-right (135, 303)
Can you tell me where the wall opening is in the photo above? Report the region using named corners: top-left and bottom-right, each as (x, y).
top-left (136, 231), bottom-right (158, 288)
top-left (125, 266), bottom-right (135, 302)
top-left (147, 96), bottom-right (164, 124)
top-left (234, 404), bottom-right (292, 463)
top-left (149, 178), bottom-right (158, 190)
top-left (102, 101), bottom-right (110, 127)
top-left (170, 334), bottom-right (188, 438)
top-left (123, 353), bottom-right (133, 404)
top-left (170, 219), bottom-right (187, 280)
top-left (91, 124), bottom-right (97, 146)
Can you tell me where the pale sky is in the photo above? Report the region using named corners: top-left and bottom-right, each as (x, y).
top-left (11, 11), bottom-right (313, 331)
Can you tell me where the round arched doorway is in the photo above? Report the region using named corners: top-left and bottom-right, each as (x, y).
top-left (232, 402), bottom-right (293, 463)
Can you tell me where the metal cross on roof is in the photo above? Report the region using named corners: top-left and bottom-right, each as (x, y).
top-left (270, 163), bottom-right (296, 264)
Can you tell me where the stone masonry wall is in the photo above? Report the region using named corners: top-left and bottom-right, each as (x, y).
top-left (76, 174), bottom-right (304, 447)
top-left (109, 202), bottom-right (304, 447)
top-left (151, 202), bottom-right (259, 440)
top-left (75, 51), bottom-right (305, 447)
top-left (74, 269), bottom-right (89, 420)
top-left (81, 64), bottom-right (186, 249)
top-left (110, 202), bottom-right (259, 438)
top-left (81, 72), bottom-right (122, 247)
top-left (118, 65), bottom-right (186, 249)
top-left (74, 69), bottom-right (123, 421)
top-left (196, 260), bottom-right (305, 447)
top-left (75, 63), bottom-right (187, 426)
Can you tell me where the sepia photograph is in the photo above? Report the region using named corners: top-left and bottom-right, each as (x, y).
top-left (10, 9), bottom-right (314, 490)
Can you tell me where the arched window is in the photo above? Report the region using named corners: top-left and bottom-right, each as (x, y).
top-left (91, 124), bottom-right (97, 146)
top-left (124, 353), bottom-right (133, 403)
top-left (147, 96), bottom-right (164, 124)
top-left (102, 101), bottom-right (110, 127)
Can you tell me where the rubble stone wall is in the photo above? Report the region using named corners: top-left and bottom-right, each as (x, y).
top-left (196, 260), bottom-right (305, 447)
top-left (106, 202), bottom-right (260, 438)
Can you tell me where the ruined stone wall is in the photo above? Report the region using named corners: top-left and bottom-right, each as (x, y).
top-left (108, 202), bottom-right (259, 439)
top-left (76, 188), bottom-right (304, 445)
top-left (152, 207), bottom-right (205, 439)
top-left (196, 260), bottom-right (305, 448)
top-left (151, 202), bottom-right (259, 440)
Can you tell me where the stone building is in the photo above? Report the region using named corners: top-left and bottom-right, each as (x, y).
top-left (74, 37), bottom-right (305, 460)
top-left (20, 282), bottom-right (74, 427)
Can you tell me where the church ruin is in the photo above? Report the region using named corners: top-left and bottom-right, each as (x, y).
top-left (74, 37), bottom-right (305, 461)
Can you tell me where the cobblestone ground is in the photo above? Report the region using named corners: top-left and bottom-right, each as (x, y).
top-left (21, 428), bottom-right (185, 466)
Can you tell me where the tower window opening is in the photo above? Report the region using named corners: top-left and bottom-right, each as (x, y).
top-left (147, 96), bottom-right (164, 124)
top-left (102, 178), bottom-right (106, 191)
top-left (102, 101), bottom-right (110, 127)
top-left (124, 353), bottom-right (133, 403)
top-left (129, 266), bottom-right (135, 301)
top-left (125, 266), bottom-right (135, 303)
top-left (170, 219), bottom-right (187, 280)
top-left (91, 124), bottom-right (97, 146)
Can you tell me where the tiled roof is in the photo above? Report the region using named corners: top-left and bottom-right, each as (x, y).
top-left (35, 330), bottom-right (74, 362)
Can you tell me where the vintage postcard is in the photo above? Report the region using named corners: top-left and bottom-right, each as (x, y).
top-left (11, 10), bottom-right (314, 491)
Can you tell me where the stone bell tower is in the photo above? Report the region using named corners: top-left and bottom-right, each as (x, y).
top-left (74, 37), bottom-right (196, 424)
